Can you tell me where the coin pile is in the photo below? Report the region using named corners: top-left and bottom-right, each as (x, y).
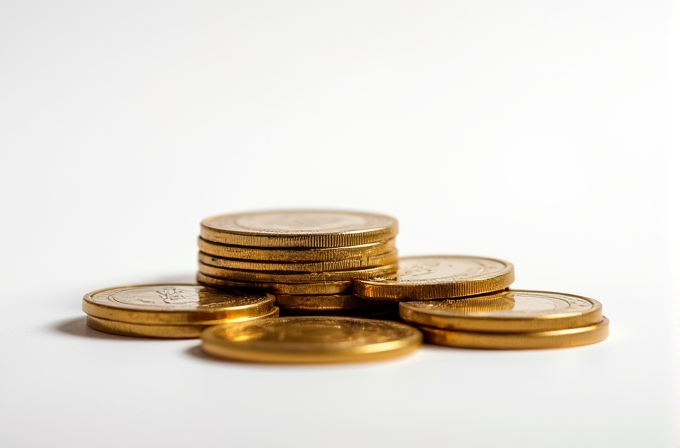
top-left (196, 210), bottom-right (400, 315)
top-left (81, 208), bottom-right (609, 363)
top-left (82, 285), bottom-right (278, 338)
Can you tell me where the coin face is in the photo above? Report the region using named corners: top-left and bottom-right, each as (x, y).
top-left (420, 317), bottom-right (609, 350)
top-left (201, 316), bottom-right (422, 363)
top-left (82, 284), bottom-right (275, 325)
top-left (354, 255), bottom-right (514, 300)
top-left (400, 290), bottom-right (603, 332)
top-left (201, 210), bottom-right (398, 248)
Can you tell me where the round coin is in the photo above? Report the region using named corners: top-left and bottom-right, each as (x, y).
top-left (197, 272), bottom-right (353, 295)
top-left (400, 290), bottom-right (603, 332)
top-left (201, 316), bottom-right (422, 363)
top-left (198, 250), bottom-right (399, 273)
top-left (87, 308), bottom-right (279, 339)
top-left (82, 284), bottom-right (275, 325)
top-left (275, 294), bottom-right (393, 311)
top-left (198, 237), bottom-right (397, 262)
top-left (201, 210), bottom-right (398, 248)
top-left (198, 261), bottom-right (398, 283)
top-left (354, 255), bottom-right (514, 300)
top-left (419, 317), bottom-right (609, 349)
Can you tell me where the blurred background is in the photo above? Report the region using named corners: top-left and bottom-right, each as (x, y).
top-left (1, 1), bottom-right (678, 447)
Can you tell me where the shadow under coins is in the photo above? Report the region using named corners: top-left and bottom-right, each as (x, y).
top-left (52, 316), bottom-right (149, 341)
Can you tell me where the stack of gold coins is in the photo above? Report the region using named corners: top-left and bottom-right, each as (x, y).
top-left (399, 290), bottom-right (609, 349)
top-left (196, 210), bottom-right (400, 315)
top-left (82, 284), bottom-right (278, 338)
top-left (354, 255), bottom-right (608, 349)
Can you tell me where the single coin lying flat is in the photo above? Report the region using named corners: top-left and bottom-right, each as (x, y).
top-left (201, 316), bottom-right (422, 363)
top-left (82, 284), bottom-right (276, 338)
top-left (399, 290), bottom-right (603, 332)
top-left (200, 210), bottom-right (398, 248)
top-left (420, 317), bottom-right (609, 350)
top-left (354, 255), bottom-right (514, 300)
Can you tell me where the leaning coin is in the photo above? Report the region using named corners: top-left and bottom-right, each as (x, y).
top-left (82, 284), bottom-right (275, 325)
top-left (201, 210), bottom-right (398, 248)
top-left (201, 316), bottom-right (422, 363)
top-left (87, 308), bottom-right (279, 339)
top-left (400, 290), bottom-right (603, 332)
top-left (198, 237), bottom-right (397, 262)
top-left (354, 255), bottom-right (514, 300)
top-left (419, 317), bottom-right (609, 350)
top-left (198, 250), bottom-right (399, 273)
top-left (199, 261), bottom-right (398, 283)
top-left (196, 272), bottom-right (353, 295)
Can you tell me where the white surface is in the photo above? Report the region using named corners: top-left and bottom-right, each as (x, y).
top-left (1, 1), bottom-right (678, 447)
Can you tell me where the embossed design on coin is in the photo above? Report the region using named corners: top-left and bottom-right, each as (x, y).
top-left (201, 316), bottom-right (422, 363)
top-left (92, 285), bottom-right (264, 311)
top-left (399, 290), bottom-right (603, 332)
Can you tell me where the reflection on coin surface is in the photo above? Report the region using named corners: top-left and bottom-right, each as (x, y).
top-left (420, 317), bottom-right (609, 349)
top-left (198, 237), bottom-right (397, 262)
top-left (86, 308), bottom-right (279, 339)
top-left (400, 290), bottom-right (603, 332)
top-left (354, 255), bottom-right (514, 300)
top-left (201, 210), bottom-right (398, 248)
top-left (201, 316), bottom-right (422, 363)
top-left (82, 284), bottom-right (275, 325)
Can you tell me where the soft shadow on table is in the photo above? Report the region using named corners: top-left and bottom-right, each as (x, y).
top-left (53, 316), bottom-right (128, 340)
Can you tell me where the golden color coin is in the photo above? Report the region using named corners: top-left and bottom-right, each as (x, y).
top-left (201, 316), bottom-right (422, 363)
top-left (197, 272), bottom-right (353, 295)
top-left (419, 317), bottom-right (609, 349)
top-left (354, 255), bottom-right (514, 300)
top-left (400, 290), bottom-right (603, 332)
top-left (198, 261), bottom-right (398, 283)
top-left (201, 210), bottom-right (398, 248)
top-left (275, 294), bottom-right (392, 311)
top-left (82, 284), bottom-right (275, 325)
top-left (199, 237), bottom-right (397, 262)
top-left (87, 308), bottom-right (279, 339)
top-left (198, 250), bottom-right (398, 273)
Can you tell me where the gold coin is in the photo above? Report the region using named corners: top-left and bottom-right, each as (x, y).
top-left (197, 272), bottom-right (353, 295)
top-left (199, 237), bottom-right (397, 262)
top-left (198, 250), bottom-right (399, 273)
top-left (198, 261), bottom-right (398, 283)
top-left (419, 317), bottom-right (609, 349)
top-left (354, 255), bottom-right (514, 300)
top-left (201, 210), bottom-right (398, 248)
top-left (87, 308), bottom-right (279, 339)
top-left (400, 290), bottom-right (603, 332)
top-left (201, 316), bottom-right (422, 363)
top-left (82, 284), bottom-right (275, 325)
top-left (275, 294), bottom-right (393, 311)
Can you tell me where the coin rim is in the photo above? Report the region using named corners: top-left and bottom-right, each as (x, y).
top-left (197, 272), bottom-right (353, 295)
top-left (86, 308), bottom-right (280, 339)
top-left (200, 209), bottom-right (398, 248)
top-left (399, 290), bottom-right (603, 332)
top-left (82, 284), bottom-right (276, 325)
top-left (418, 317), bottom-right (609, 349)
top-left (198, 237), bottom-right (397, 262)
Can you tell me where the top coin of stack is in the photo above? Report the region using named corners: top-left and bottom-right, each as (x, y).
top-left (196, 210), bottom-right (399, 301)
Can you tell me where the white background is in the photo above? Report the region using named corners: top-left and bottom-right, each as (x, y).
top-left (1, 1), bottom-right (678, 447)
